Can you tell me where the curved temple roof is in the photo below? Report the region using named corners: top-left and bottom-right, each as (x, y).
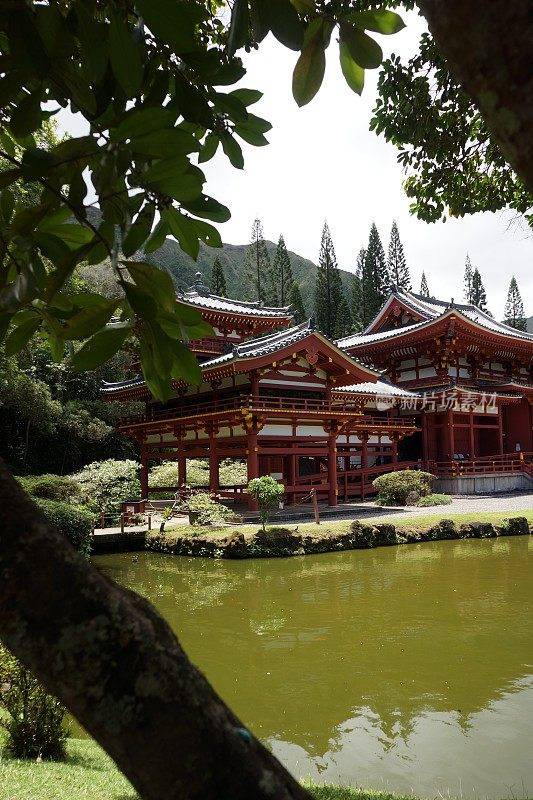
top-left (337, 287), bottom-right (533, 349)
top-left (178, 273), bottom-right (292, 320)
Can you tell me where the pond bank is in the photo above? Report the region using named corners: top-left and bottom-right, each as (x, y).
top-left (146, 515), bottom-right (532, 559)
top-left (0, 734), bottom-right (407, 800)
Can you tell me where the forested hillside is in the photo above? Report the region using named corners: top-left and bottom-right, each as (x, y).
top-left (143, 237), bottom-right (355, 313)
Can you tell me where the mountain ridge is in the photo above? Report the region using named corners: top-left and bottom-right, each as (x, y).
top-left (143, 238), bottom-right (355, 314)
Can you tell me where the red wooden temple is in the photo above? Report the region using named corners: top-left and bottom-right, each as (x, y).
top-left (104, 276), bottom-right (533, 508)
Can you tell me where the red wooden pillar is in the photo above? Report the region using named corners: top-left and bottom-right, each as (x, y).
top-left (208, 427), bottom-right (219, 493)
top-left (247, 428), bottom-right (259, 511)
top-left (178, 450), bottom-right (186, 486)
top-left (250, 370), bottom-right (259, 404)
top-left (497, 407), bottom-right (504, 455)
top-left (469, 411), bottom-right (475, 460)
top-left (327, 426), bottom-right (338, 507)
top-left (140, 448), bottom-right (149, 499)
top-left (447, 410), bottom-right (455, 459)
top-left (360, 434), bottom-right (369, 500)
top-left (421, 412), bottom-right (428, 462)
top-left (391, 435), bottom-right (398, 466)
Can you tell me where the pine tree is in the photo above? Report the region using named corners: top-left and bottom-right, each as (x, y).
top-left (210, 256), bottom-right (227, 296)
top-left (470, 267), bottom-right (488, 311)
top-left (242, 218), bottom-right (271, 303)
top-left (314, 221), bottom-right (347, 338)
top-left (288, 281), bottom-right (306, 324)
top-left (503, 276), bottom-right (527, 330)
top-left (351, 248), bottom-right (365, 332)
top-left (464, 254), bottom-right (474, 301)
top-left (336, 292), bottom-right (353, 336)
top-left (420, 271), bottom-right (430, 297)
top-left (272, 234), bottom-right (294, 306)
top-left (387, 220), bottom-right (411, 290)
top-left (361, 223), bottom-right (389, 326)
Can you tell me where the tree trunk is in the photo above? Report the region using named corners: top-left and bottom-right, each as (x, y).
top-left (0, 458), bottom-right (312, 800)
top-left (416, 0), bottom-right (533, 193)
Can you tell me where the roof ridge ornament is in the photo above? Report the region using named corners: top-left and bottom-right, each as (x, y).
top-left (189, 270), bottom-right (211, 297)
top-left (309, 315), bottom-right (316, 330)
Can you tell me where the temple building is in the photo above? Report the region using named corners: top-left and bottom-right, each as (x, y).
top-left (104, 276), bottom-right (533, 508)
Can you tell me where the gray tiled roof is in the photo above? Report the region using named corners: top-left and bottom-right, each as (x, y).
top-left (102, 377), bottom-right (146, 394)
top-left (338, 288), bottom-right (533, 349)
top-left (336, 380), bottom-right (419, 398)
top-left (201, 319), bottom-right (317, 367)
top-left (179, 289), bottom-right (292, 318)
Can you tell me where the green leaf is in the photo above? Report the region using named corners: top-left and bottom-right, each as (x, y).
top-left (347, 9), bottom-right (405, 35)
top-left (70, 325), bottom-right (130, 372)
top-left (110, 107), bottom-right (177, 142)
top-left (162, 207), bottom-right (199, 259)
top-left (221, 134), bottom-right (244, 169)
top-left (1, 189), bottom-right (15, 224)
top-left (5, 316), bottom-right (41, 356)
top-left (180, 194), bottom-right (231, 223)
top-left (11, 203), bottom-right (53, 236)
top-left (193, 219), bottom-right (222, 249)
top-left (129, 129), bottom-right (199, 157)
top-left (136, 0), bottom-right (208, 54)
top-left (10, 90), bottom-right (42, 138)
top-left (75, 5), bottom-right (108, 84)
top-left (142, 158), bottom-right (204, 203)
top-left (144, 219), bottom-right (169, 253)
top-left (290, 0), bottom-right (315, 11)
top-left (229, 88), bottom-right (263, 107)
top-left (59, 299), bottom-right (121, 340)
top-left (123, 283), bottom-right (159, 319)
top-left (38, 223), bottom-right (94, 249)
top-left (227, 0), bottom-right (249, 57)
top-left (170, 340), bottom-right (202, 382)
top-left (198, 133), bottom-right (220, 164)
top-left (234, 125), bottom-right (269, 147)
top-left (109, 11), bottom-right (143, 98)
top-left (267, 0), bottom-right (304, 51)
top-left (249, 0), bottom-right (270, 43)
top-left (339, 36), bottom-right (365, 95)
top-left (52, 135), bottom-right (100, 161)
top-left (340, 24), bottom-right (383, 70)
top-left (0, 169), bottom-right (22, 190)
top-left (292, 19), bottom-right (326, 106)
top-left (122, 204), bottom-right (155, 257)
top-left (123, 260), bottom-right (175, 313)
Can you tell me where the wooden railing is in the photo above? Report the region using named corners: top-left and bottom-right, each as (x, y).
top-left (427, 453), bottom-right (533, 476)
top-left (189, 337), bottom-right (229, 354)
top-left (120, 394), bottom-right (417, 428)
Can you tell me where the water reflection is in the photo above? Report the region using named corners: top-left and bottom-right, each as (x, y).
top-left (95, 536), bottom-right (533, 798)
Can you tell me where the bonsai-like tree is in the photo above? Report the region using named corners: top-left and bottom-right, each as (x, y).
top-left (247, 476), bottom-right (284, 531)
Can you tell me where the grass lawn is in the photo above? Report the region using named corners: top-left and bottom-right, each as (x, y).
top-left (161, 510), bottom-right (533, 541)
top-left (0, 735), bottom-right (413, 800)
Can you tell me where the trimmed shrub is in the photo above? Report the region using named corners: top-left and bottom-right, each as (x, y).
top-left (247, 476), bottom-right (285, 530)
top-left (405, 490), bottom-right (421, 506)
top-left (186, 491), bottom-right (238, 526)
top-left (0, 644), bottom-right (68, 760)
top-left (373, 470), bottom-right (435, 506)
top-left (416, 493), bottom-right (452, 507)
top-left (36, 499), bottom-right (93, 558)
top-left (17, 474), bottom-right (82, 503)
top-left (148, 458), bottom-right (247, 492)
top-left (71, 459), bottom-right (140, 513)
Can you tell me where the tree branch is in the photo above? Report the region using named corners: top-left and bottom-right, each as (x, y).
top-left (0, 458), bottom-right (312, 800)
top-left (416, 0), bottom-right (533, 193)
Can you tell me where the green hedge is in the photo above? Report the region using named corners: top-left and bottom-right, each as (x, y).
top-left (373, 470), bottom-right (435, 506)
top-left (35, 499), bottom-right (93, 558)
top-left (17, 474), bottom-right (82, 503)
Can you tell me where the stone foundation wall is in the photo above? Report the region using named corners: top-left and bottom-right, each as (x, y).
top-left (145, 517), bottom-right (531, 559)
top-left (435, 472), bottom-right (532, 494)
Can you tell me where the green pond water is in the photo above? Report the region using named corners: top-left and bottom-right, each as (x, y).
top-left (94, 536), bottom-right (533, 799)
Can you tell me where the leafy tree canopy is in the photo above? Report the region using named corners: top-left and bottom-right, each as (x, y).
top-left (503, 276), bottom-right (527, 332)
top-left (371, 31), bottom-right (533, 226)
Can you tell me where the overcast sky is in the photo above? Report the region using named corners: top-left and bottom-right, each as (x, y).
top-left (59, 10), bottom-right (532, 319)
